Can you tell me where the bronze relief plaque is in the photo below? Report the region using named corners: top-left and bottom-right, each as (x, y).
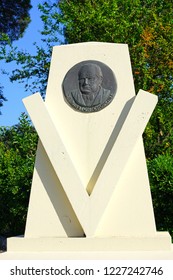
top-left (62, 60), bottom-right (117, 113)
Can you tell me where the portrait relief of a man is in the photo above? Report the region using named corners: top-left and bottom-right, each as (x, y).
top-left (63, 60), bottom-right (117, 113)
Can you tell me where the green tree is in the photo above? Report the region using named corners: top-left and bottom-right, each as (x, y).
top-left (0, 0), bottom-right (32, 111)
top-left (0, 0), bottom-right (32, 45)
top-left (148, 155), bottom-right (173, 240)
top-left (0, 113), bottom-right (38, 237)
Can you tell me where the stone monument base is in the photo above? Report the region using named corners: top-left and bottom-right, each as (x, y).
top-left (7, 232), bottom-right (171, 252)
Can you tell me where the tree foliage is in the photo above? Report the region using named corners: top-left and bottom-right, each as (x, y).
top-left (0, 85), bottom-right (7, 114)
top-left (0, 2), bottom-right (62, 96)
top-left (0, 0), bottom-right (32, 111)
top-left (0, 113), bottom-right (38, 237)
top-left (0, 0), bottom-right (32, 45)
top-left (148, 155), bottom-right (173, 240)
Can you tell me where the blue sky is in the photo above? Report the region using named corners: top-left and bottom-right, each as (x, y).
top-left (0, 1), bottom-right (45, 127)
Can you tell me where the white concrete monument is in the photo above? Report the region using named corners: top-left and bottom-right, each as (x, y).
top-left (8, 42), bottom-right (172, 252)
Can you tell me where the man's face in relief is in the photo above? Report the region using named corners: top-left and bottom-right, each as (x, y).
top-left (78, 64), bottom-right (103, 95)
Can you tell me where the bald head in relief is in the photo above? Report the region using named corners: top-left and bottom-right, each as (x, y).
top-left (63, 60), bottom-right (117, 113)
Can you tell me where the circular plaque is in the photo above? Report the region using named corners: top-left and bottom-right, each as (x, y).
top-left (62, 60), bottom-right (117, 113)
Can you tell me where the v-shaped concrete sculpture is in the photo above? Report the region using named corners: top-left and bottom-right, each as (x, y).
top-left (7, 42), bottom-right (172, 251)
